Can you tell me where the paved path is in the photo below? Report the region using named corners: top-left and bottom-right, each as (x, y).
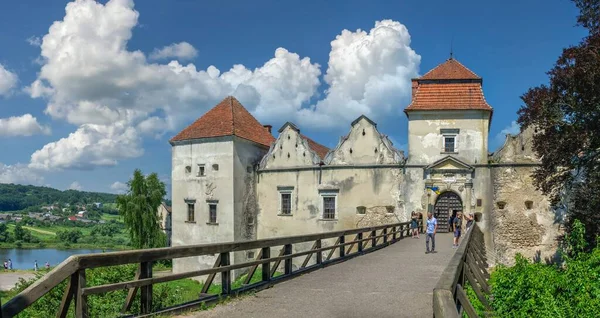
top-left (0, 272), bottom-right (35, 291)
top-left (180, 233), bottom-right (456, 318)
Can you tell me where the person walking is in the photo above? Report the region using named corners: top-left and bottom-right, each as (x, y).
top-left (8, 258), bottom-right (12, 270)
top-left (410, 211), bottom-right (420, 238)
top-left (453, 212), bottom-right (463, 248)
top-left (425, 212), bottom-right (438, 254)
top-left (34, 260), bottom-right (38, 271)
top-left (45, 261), bottom-right (50, 269)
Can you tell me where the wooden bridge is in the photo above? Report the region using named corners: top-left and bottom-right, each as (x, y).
top-left (1, 221), bottom-right (491, 318)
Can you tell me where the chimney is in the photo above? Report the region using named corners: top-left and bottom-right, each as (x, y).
top-left (411, 79), bottom-right (419, 100)
top-left (263, 125), bottom-right (272, 133)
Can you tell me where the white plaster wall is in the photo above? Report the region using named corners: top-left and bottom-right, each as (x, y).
top-left (327, 118), bottom-right (401, 165)
top-left (407, 110), bottom-right (490, 165)
top-left (261, 126), bottom-right (320, 169)
top-left (171, 137), bottom-right (236, 275)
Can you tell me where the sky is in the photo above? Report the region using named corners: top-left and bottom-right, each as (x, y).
top-left (0, 0), bottom-right (588, 196)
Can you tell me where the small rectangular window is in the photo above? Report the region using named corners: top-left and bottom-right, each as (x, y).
top-left (323, 196), bottom-right (336, 219)
top-left (197, 164), bottom-right (205, 177)
top-left (476, 199), bottom-right (482, 207)
top-left (209, 204), bottom-right (217, 223)
top-left (187, 203), bottom-right (195, 222)
top-left (281, 193), bottom-right (291, 215)
top-left (444, 137), bottom-right (455, 153)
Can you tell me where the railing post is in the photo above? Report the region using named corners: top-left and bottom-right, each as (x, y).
top-left (339, 235), bottom-right (345, 257)
top-left (371, 230), bottom-right (377, 247)
top-left (140, 261), bottom-right (153, 314)
top-left (261, 247), bottom-right (271, 282)
top-left (220, 252), bottom-right (231, 295)
top-left (383, 228), bottom-right (388, 244)
top-left (284, 244), bottom-right (293, 275)
top-left (357, 233), bottom-right (363, 252)
top-left (57, 272), bottom-right (78, 318)
top-left (315, 239), bottom-right (322, 265)
top-left (393, 226), bottom-right (397, 241)
top-left (75, 269), bottom-right (88, 318)
top-left (400, 225), bottom-right (404, 239)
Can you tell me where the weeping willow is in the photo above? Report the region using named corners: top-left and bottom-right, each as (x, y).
top-left (116, 169), bottom-right (167, 249)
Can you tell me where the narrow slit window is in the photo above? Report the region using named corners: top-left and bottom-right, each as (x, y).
top-left (197, 164), bottom-right (205, 177)
top-left (209, 204), bottom-right (217, 223)
top-left (187, 203), bottom-right (195, 222)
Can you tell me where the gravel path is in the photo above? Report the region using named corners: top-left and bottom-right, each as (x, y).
top-left (0, 272), bottom-right (35, 291)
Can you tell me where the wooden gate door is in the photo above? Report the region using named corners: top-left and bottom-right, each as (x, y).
top-left (434, 192), bottom-right (462, 233)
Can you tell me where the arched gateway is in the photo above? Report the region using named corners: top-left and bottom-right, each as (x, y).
top-left (434, 191), bottom-right (462, 233)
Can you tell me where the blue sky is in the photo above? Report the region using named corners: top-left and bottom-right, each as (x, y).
top-left (0, 0), bottom-right (587, 196)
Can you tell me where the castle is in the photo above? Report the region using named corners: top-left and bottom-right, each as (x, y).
top-left (169, 58), bottom-right (561, 274)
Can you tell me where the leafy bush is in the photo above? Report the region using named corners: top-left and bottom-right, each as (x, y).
top-left (483, 220), bottom-right (600, 317)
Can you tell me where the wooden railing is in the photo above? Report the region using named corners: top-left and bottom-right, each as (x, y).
top-left (433, 223), bottom-right (492, 318)
top-left (1, 220), bottom-right (420, 318)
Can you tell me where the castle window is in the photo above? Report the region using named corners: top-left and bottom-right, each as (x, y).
top-left (525, 200), bottom-right (533, 210)
top-left (197, 164), bottom-right (205, 177)
top-left (185, 200), bottom-right (195, 223)
top-left (356, 206), bottom-right (366, 215)
top-left (207, 202), bottom-right (218, 224)
top-left (212, 164), bottom-right (219, 171)
top-left (441, 128), bottom-right (459, 153)
top-left (386, 206), bottom-right (395, 214)
top-left (444, 136), bottom-right (456, 153)
top-left (496, 201), bottom-right (506, 210)
top-left (185, 166), bottom-right (191, 174)
top-left (247, 215), bottom-right (254, 225)
top-left (247, 251), bottom-right (255, 259)
top-left (477, 199), bottom-right (482, 207)
top-left (319, 189), bottom-right (339, 220)
top-left (278, 186), bottom-right (294, 215)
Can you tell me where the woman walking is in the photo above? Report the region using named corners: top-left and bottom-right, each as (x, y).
top-left (410, 211), bottom-right (420, 238)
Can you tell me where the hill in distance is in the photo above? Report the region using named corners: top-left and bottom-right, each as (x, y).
top-left (0, 183), bottom-right (119, 212)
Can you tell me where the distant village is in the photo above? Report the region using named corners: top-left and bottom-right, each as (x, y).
top-left (0, 202), bottom-right (109, 225)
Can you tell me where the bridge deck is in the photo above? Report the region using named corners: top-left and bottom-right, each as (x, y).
top-left (180, 233), bottom-right (455, 318)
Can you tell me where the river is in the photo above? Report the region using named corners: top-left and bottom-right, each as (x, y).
top-left (0, 248), bottom-right (111, 270)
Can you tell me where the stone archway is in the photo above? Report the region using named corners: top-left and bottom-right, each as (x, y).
top-left (434, 191), bottom-right (463, 233)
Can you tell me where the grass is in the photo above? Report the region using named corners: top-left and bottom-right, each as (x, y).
top-left (100, 213), bottom-right (122, 222)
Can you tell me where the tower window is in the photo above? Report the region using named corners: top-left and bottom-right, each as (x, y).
top-left (187, 203), bottom-right (195, 222)
top-left (356, 206), bottom-right (366, 215)
top-left (197, 164), bottom-right (205, 177)
top-left (496, 201), bottom-right (506, 210)
top-left (323, 197), bottom-right (336, 219)
top-left (525, 201), bottom-right (533, 210)
top-left (208, 204), bottom-right (217, 224)
top-left (444, 136), bottom-right (456, 152)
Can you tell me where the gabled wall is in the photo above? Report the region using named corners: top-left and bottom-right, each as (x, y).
top-left (259, 124), bottom-right (321, 169)
top-left (326, 116), bottom-right (404, 165)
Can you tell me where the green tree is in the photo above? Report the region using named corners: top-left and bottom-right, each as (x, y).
top-left (116, 169), bottom-right (166, 249)
top-left (57, 229), bottom-right (83, 243)
top-left (0, 222), bottom-right (11, 242)
top-left (517, 0), bottom-right (600, 248)
top-left (14, 223), bottom-right (26, 241)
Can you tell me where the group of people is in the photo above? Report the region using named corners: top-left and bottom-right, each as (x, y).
top-left (3, 259), bottom-right (51, 271)
top-left (409, 210), bottom-right (474, 254)
top-left (3, 258), bottom-right (13, 270)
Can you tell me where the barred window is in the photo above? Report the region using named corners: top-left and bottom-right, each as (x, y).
top-left (187, 203), bottom-right (195, 222)
top-left (281, 193), bottom-right (291, 215)
top-left (209, 204), bottom-right (217, 223)
top-left (323, 196), bottom-right (336, 219)
top-left (444, 137), bottom-right (455, 153)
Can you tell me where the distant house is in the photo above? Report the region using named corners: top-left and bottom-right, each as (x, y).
top-left (157, 202), bottom-right (172, 247)
top-left (0, 213), bottom-right (11, 221)
top-left (93, 202), bottom-right (103, 208)
top-left (77, 211), bottom-right (86, 217)
top-left (68, 216), bottom-right (77, 221)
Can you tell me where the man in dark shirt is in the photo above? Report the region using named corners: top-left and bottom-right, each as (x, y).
top-left (453, 212), bottom-right (463, 248)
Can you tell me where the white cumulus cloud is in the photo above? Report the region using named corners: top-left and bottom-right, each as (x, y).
top-left (0, 64), bottom-right (18, 96)
top-left (68, 181), bottom-right (83, 190)
top-left (149, 42), bottom-right (198, 61)
top-left (0, 162), bottom-right (44, 185)
top-left (110, 181), bottom-right (128, 193)
top-left (27, 36), bottom-right (42, 47)
top-left (0, 114), bottom-right (51, 137)
top-left (26, 0), bottom-right (420, 171)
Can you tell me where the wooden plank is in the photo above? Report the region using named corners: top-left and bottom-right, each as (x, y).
top-left (339, 235), bottom-right (345, 258)
top-left (465, 261), bottom-right (490, 294)
top-left (357, 233), bottom-right (363, 252)
top-left (121, 270), bottom-right (141, 313)
top-left (261, 247), bottom-right (270, 282)
top-left (75, 222), bottom-right (412, 269)
top-left (383, 228), bottom-right (388, 244)
top-left (456, 284), bottom-right (480, 318)
top-left (2, 257), bottom-right (79, 318)
top-left (75, 269), bottom-right (88, 318)
top-left (270, 247), bottom-right (285, 277)
top-left (284, 244), bottom-right (293, 275)
top-left (56, 273), bottom-right (77, 318)
top-left (467, 250), bottom-right (490, 280)
top-left (315, 240), bottom-right (322, 264)
top-left (325, 238), bottom-right (340, 261)
top-left (140, 262), bottom-right (153, 314)
top-left (433, 289), bottom-right (460, 318)
top-left (243, 249), bottom-right (262, 285)
top-left (371, 230), bottom-right (377, 247)
top-left (200, 254), bottom-right (221, 294)
top-left (464, 265), bottom-right (492, 311)
top-left (300, 241), bottom-right (317, 269)
top-left (344, 234), bottom-right (360, 255)
top-left (220, 252), bottom-right (231, 295)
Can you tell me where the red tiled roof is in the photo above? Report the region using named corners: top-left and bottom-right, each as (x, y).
top-left (405, 58), bottom-right (492, 112)
top-left (419, 58), bottom-right (480, 80)
top-left (406, 83), bottom-right (492, 111)
top-left (302, 134), bottom-right (329, 160)
top-left (170, 96), bottom-right (275, 147)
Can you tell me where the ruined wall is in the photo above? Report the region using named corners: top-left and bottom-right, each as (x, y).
top-left (490, 127), bottom-right (561, 264)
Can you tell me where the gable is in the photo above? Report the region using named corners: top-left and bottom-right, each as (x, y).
top-left (259, 124), bottom-right (326, 169)
top-left (426, 156), bottom-right (473, 171)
